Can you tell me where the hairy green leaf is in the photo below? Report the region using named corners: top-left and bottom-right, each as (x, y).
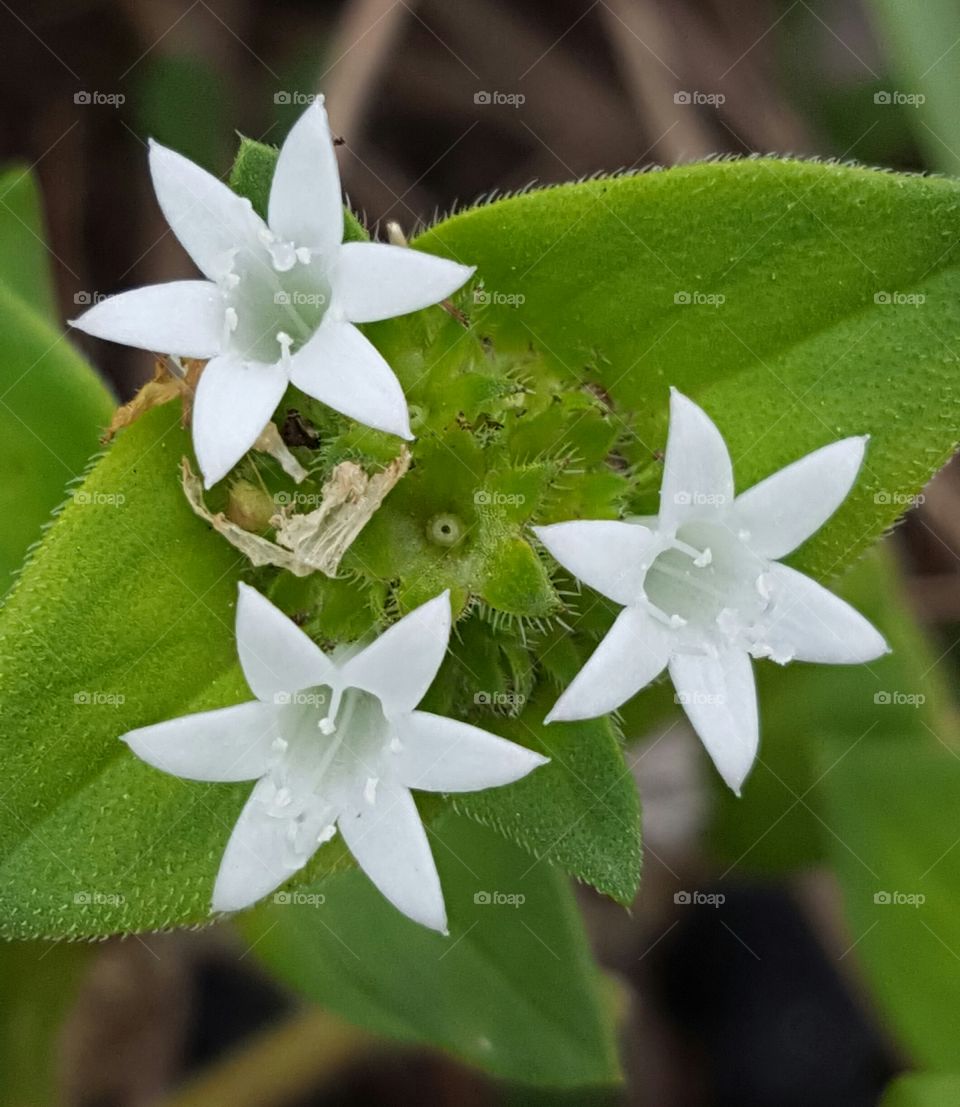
top-left (0, 405), bottom-right (249, 938)
top-left (881, 1073), bottom-right (960, 1107)
top-left (0, 206), bottom-right (113, 591)
top-left (418, 159), bottom-right (960, 579)
top-left (238, 814), bottom-right (621, 1087)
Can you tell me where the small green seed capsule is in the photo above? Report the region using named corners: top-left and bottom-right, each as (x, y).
top-left (427, 513), bottom-right (465, 547)
top-left (226, 480), bottom-right (275, 533)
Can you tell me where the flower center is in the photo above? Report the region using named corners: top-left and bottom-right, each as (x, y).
top-left (642, 521), bottom-right (770, 640)
top-left (427, 513), bottom-right (465, 547)
top-left (220, 235), bottom-right (331, 364)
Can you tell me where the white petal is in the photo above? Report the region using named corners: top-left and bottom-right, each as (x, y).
top-left (731, 437), bottom-right (868, 559)
top-left (338, 782), bottom-right (446, 932)
top-left (289, 318), bottom-right (412, 439)
top-left (333, 242), bottom-right (474, 323)
top-left (70, 281), bottom-right (224, 358)
top-left (752, 563), bottom-right (888, 664)
top-left (660, 389), bottom-right (734, 528)
top-left (670, 647), bottom-right (758, 794)
top-left (236, 583), bottom-right (336, 702)
top-left (123, 700), bottom-right (281, 781)
top-left (149, 140), bottom-right (264, 281)
top-left (393, 711), bottom-right (548, 792)
top-left (546, 606), bottom-right (671, 722)
top-left (192, 355), bottom-right (288, 488)
top-left (341, 592), bottom-right (451, 715)
top-left (533, 520), bottom-right (658, 605)
top-left (212, 777), bottom-right (334, 912)
top-left (268, 99), bottom-right (343, 260)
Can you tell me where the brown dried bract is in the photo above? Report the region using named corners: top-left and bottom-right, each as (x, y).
top-left (181, 447), bottom-right (410, 578)
top-left (101, 357), bottom-right (205, 444)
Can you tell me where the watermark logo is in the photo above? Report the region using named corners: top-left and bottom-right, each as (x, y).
top-left (874, 90), bottom-right (925, 107)
top-left (74, 890), bottom-right (125, 906)
top-left (474, 690), bottom-right (526, 709)
top-left (73, 691), bottom-right (125, 707)
top-left (273, 890), bottom-right (326, 906)
top-left (473, 288), bottom-right (526, 307)
top-left (675, 690), bottom-right (726, 707)
top-left (74, 91), bottom-right (125, 108)
top-left (674, 90), bottom-right (725, 106)
top-left (273, 690), bottom-right (328, 708)
top-left (73, 490), bottom-right (126, 507)
top-left (73, 290), bottom-right (109, 307)
top-left (874, 690), bottom-right (926, 707)
top-left (274, 91), bottom-right (323, 106)
top-left (874, 291), bottom-right (925, 307)
top-left (474, 890), bottom-right (526, 907)
top-left (474, 90), bottom-right (525, 107)
top-left (474, 489), bottom-right (526, 507)
top-left (674, 290), bottom-right (726, 307)
top-left (674, 890), bottom-right (726, 907)
top-left (873, 490), bottom-right (925, 507)
top-left (874, 890), bottom-right (925, 907)
top-left (274, 290), bottom-right (327, 307)
top-left (672, 489), bottom-right (729, 507)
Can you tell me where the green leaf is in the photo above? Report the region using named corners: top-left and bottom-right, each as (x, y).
top-left (0, 165), bottom-right (57, 317)
top-left (237, 814), bottom-right (622, 1087)
top-left (881, 1074), bottom-right (960, 1107)
top-left (417, 160), bottom-right (960, 579)
top-left (819, 739), bottom-right (960, 1072)
top-left (455, 690), bottom-right (642, 904)
top-left (866, 0), bottom-right (960, 176)
top-left (0, 405), bottom-right (251, 938)
top-left (0, 164), bottom-right (113, 590)
top-left (0, 285), bottom-right (113, 591)
top-left (229, 137), bottom-right (367, 241)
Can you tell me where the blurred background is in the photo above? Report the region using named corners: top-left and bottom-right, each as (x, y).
top-left (2, 0), bottom-right (960, 1104)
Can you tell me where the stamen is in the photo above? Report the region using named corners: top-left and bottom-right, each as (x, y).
top-left (277, 331), bottom-right (294, 367)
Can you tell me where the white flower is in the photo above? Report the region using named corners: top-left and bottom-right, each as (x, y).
top-left (72, 98), bottom-right (474, 488)
top-left (122, 584), bottom-right (547, 931)
top-left (534, 388), bottom-right (888, 795)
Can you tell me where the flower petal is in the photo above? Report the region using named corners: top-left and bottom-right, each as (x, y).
top-left (236, 583), bottom-right (336, 702)
top-left (268, 99), bottom-right (343, 261)
top-left (660, 388), bottom-right (734, 528)
top-left (533, 520), bottom-right (657, 605)
top-left (341, 592), bottom-right (451, 715)
top-left (546, 606), bottom-right (671, 722)
top-left (149, 140), bottom-right (264, 281)
top-left (752, 563), bottom-right (888, 664)
top-left (70, 281), bottom-right (225, 358)
top-left (338, 782), bottom-right (446, 932)
top-left (333, 242), bottom-right (474, 323)
top-left (289, 318), bottom-right (412, 439)
top-left (393, 711), bottom-right (548, 792)
top-left (669, 647), bottom-right (758, 795)
top-left (731, 437), bottom-right (868, 559)
top-left (192, 355), bottom-right (288, 488)
top-left (212, 777), bottom-right (335, 912)
top-left (123, 700), bottom-right (281, 781)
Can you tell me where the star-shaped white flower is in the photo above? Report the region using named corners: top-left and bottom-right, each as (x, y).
top-left (122, 584), bottom-right (547, 931)
top-left (72, 98), bottom-right (474, 487)
top-left (534, 389), bottom-right (888, 795)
